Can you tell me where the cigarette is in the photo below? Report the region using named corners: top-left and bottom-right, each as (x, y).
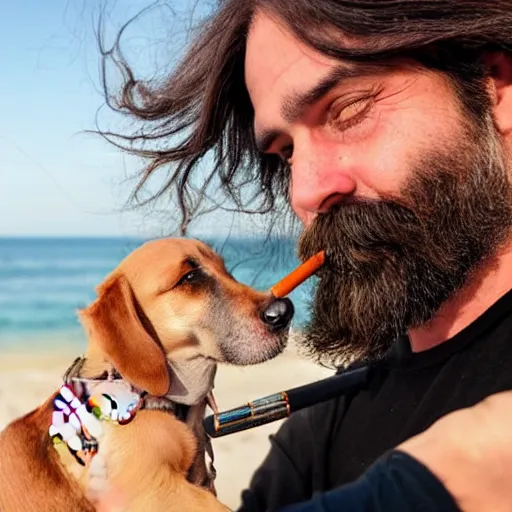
top-left (270, 250), bottom-right (326, 298)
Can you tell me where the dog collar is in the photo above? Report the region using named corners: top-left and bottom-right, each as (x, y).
top-left (49, 377), bottom-right (143, 466)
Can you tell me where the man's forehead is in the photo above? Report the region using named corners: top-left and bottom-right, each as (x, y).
top-left (245, 12), bottom-right (337, 105)
top-left (245, 11), bottom-right (369, 142)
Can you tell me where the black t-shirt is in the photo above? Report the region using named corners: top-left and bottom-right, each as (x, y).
top-left (279, 450), bottom-right (458, 512)
top-left (238, 288), bottom-right (512, 511)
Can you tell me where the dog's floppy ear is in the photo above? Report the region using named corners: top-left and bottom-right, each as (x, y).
top-left (80, 273), bottom-right (171, 396)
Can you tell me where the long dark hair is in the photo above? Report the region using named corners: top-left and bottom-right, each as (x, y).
top-left (98, 0), bottom-right (512, 234)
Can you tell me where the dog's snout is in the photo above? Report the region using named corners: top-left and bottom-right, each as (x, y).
top-left (261, 297), bottom-right (294, 332)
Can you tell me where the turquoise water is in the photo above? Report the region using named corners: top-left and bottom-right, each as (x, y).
top-left (0, 237), bottom-right (314, 350)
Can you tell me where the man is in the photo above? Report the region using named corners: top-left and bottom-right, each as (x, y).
top-left (102, 1), bottom-right (512, 509)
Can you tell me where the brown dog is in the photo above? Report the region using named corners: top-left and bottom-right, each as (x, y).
top-left (0, 238), bottom-right (293, 512)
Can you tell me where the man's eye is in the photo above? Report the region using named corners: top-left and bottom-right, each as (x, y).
top-left (279, 144), bottom-right (294, 164)
top-left (329, 97), bottom-right (373, 130)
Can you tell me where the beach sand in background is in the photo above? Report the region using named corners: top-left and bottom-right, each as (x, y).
top-left (0, 341), bottom-right (331, 510)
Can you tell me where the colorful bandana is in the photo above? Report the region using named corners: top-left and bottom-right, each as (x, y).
top-left (49, 378), bottom-right (143, 466)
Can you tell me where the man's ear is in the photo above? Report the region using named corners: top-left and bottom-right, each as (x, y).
top-left (79, 273), bottom-right (171, 396)
top-left (485, 52), bottom-right (512, 135)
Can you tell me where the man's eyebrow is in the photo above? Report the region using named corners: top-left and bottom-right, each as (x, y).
top-left (281, 63), bottom-right (365, 123)
top-left (255, 62), bottom-right (373, 153)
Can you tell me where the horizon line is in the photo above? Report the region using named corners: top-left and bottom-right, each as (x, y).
top-left (0, 233), bottom-right (295, 240)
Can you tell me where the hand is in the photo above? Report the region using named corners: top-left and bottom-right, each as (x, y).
top-left (399, 390), bottom-right (512, 512)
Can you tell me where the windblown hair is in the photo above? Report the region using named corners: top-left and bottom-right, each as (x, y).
top-left (99, 1), bottom-right (512, 234)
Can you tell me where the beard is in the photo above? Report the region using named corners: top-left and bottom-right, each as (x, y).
top-left (297, 116), bottom-right (512, 367)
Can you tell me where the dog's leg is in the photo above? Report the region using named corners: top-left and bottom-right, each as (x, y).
top-left (86, 453), bottom-right (109, 503)
top-left (87, 453), bottom-right (130, 512)
top-left (186, 401), bottom-right (218, 494)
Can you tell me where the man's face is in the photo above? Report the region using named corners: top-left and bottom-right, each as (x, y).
top-left (245, 11), bottom-right (512, 363)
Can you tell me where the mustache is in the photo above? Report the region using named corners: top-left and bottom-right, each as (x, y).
top-left (298, 197), bottom-right (432, 273)
top-left (297, 164), bottom-right (485, 279)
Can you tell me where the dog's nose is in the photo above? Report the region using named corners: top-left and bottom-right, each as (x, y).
top-left (261, 297), bottom-right (294, 332)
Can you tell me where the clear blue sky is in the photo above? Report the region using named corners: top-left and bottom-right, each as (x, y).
top-left (0, 0), bottom-right (246, 238)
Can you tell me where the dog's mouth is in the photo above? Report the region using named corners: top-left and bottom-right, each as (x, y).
top-left (141, 394), bottom-right (186, 416)
top-left (140, 391), bottom-right (218, 423)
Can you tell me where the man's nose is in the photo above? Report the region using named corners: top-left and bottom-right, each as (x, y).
top-left (289, 141), bottom-right (357, 225)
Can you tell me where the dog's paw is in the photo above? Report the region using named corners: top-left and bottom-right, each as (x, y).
top-left (86, 455), bottom-right (128, 512)
top-left (86, 453), bottom-right (109, 502)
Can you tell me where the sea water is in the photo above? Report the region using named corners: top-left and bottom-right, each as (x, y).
top-left (0, 236), bottom-right (314, 350)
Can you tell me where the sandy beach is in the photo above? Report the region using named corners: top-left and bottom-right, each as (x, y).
top-left (0, 340), bottom-right (331, 509)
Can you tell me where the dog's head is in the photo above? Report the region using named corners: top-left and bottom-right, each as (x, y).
top-left (78, 238), bottom-right (293, 399)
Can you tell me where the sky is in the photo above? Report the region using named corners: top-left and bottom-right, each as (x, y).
top-left (0, 0), bottom-right (250, 238)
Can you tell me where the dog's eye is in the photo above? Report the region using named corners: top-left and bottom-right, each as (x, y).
top-left (175, 269), bottom-right (203, 287)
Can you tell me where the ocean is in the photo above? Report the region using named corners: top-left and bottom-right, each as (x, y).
top-left (0, 236), bottom-right (315, 351)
